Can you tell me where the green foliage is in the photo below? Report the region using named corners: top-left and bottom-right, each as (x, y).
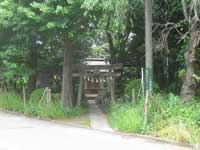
top-left (125, 79), bottom-right (141, 101)
top-left (108, 102), bottom-right (143, 133)
top-left (107, 94), bottom-right (200, 144)
top-left (25, 101), bottom-right (84, 119)
top-left (0, 0), bottom-right (92, 90)
top-left (0, 92), bottom-right (24, 113)
top-left (177, 69), bottom-right (186, 79)
top-left (29, 88), bottom-right (45, 104)
top-left (197, 113), bottom-right (200, 126)
top-left (195, 88), bottom-right (200, 99)
top-left (124, 79), bottom-right (160, 101)
top-left (90, 43), bottom-right (109, 57)
top-left (0, 91), bottom-right (86, 119)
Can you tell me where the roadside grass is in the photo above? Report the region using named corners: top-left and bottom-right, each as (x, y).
top-left (107, 94), bottom-right (200, 145)
top-left (0, 92), bottom-right (24, 113)
top-left (108, 102), bottom-right (143, 133)
top-left (82, 117), bottom-right (91, 127)
top-left (0, 91), bottom-right (88, 120)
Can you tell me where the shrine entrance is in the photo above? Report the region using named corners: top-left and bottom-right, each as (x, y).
top-left (73, 58), bottom-right (122, 106)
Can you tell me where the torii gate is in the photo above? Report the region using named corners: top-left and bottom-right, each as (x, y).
top-left (73, 58), bottom-right (122, 106)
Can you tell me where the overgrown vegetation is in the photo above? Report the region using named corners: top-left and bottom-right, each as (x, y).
top-left (0, 0), bottom-right (200, 146)
top-left (107, 94), bottom-right (200, 144)
top-left (124, 79), bottom-right (160, 101)
top-left (105, 79), bottom-right (200, 144)
top-left (0, 91), bottom-right (87, 119)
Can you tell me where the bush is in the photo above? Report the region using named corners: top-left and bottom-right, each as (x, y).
top-left (125, 79), bottom-right (160, 101)
top-left (195, 88), bottom-right (200, 99)
top-left (29, 88), bottom-right (45, 104)
top-left (197, 113), bottom-right (200, 126)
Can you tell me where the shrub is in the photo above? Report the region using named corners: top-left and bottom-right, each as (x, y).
top-left (195, 88), bottom-right (200, 99)
top-left (197, 112), bottom-right (200, 126)
top-left (29, 88), bottom-right (45, 104)
top-left (125, 79), bottom-right (160, 101)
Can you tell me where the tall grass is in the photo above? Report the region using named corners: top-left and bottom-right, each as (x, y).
top-left (0, 92), bottom-right (24, 112)
top-left (107, 94), bottom-right (200, 144)
top-left (108, 102), bottom-right (143, 133)
top-left (0, 91), bottom-right (87, 119)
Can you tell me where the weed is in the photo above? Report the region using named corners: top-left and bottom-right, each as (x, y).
top-left (107, 94), bottom-right (200, 144)
top-left (0, 91), bottom-right (87, 119)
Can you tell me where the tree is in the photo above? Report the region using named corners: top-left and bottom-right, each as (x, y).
top-left (0, 0), bottom-right (42, 93)
top-left (180, 0), bottom-right (200, 102)
top-left (0, 0), bottom-right (92, 106)
top-left (31, 0), bottom-right (93, 107)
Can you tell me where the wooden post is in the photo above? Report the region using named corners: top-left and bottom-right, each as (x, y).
top-left (77, 72), bottom-right (84, 106)
top-left (47, 87), bottom-right (51, 106)
top-left (4, 85), bottom-right (7, 95)
top-left (111, 79), bottom-right (115, 101)
top-left (4, 85), bottom-right (8, 99)
top-left (46, 88), bottom-right (49, 105)
top-left (144, 91), bottom-right (149, 126)
top-left (23, 86), bottom-right (26, 109)
top-left (132, 88), bottom-right (136, 105)
top-left (141, 68), bottom-right (145, 95)
top-left (39, 88), bottom-right (47, 107)
top-left (84, 75), bottom-right (88, 89)
top-left (0, 83), bottom-right (3, 93)
top-left (149, 94), bottom-right (165, 119)
top-left (110, 77), bottom-right (115, 101)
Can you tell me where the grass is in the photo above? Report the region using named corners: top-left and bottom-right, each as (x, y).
top-left (106, 94), bottom-right (200, 145)
top-left (0, 91), bottom-right (88, 120)
top-left (0, 92), bottom-right (24, 113)
top-left (82, 117), bottom-right (91, 127)
top-left (108, 102), bottom-right (143, 133)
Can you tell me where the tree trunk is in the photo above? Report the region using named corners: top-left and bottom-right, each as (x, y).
top-left (61, 41), bottom-right (74, 107)
top-left (27, 75), bottom-right (37, 94)
top-left (27, 48), bottom-right (38, 95)
top-left (180, 21), bottom-right (200, 102)
top-left (106, 18), bottom-right (116, 64)
top-left (145, 0), bottom-right (153, 92)
top-left (77, 71), bottom-right (84, 106)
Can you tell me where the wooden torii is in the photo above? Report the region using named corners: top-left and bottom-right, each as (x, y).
top-left (73, 58), bottom-right (122, 106)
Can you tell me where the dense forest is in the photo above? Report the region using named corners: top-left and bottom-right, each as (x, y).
top-left (0, 0), bottom-right (200, 146)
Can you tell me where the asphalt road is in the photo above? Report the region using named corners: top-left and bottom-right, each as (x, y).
top-left (0, 112), bottom-right (193, 150)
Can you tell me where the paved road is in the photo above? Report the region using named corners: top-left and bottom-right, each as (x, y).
top-left (0, 112), bottom-right (192, 150)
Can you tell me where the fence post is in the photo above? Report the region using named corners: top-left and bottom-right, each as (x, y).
top-left (47, 87), bottom-right (51, 106)
top-left (141, 68), bottom-right (145, 95)
top-left (132, 88), bottom-right (136, 105)
top-left (77, 72), bottom-right (84, 106)
top-left (23, 86), bottom-right (26, 110)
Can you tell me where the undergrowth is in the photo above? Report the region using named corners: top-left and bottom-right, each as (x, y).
top-left (107, 94), bottom-right (200, 145)
top-left (0, 91), bottom-right (87, 119)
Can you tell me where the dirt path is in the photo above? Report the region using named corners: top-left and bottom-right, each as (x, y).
top-left (88, 100), bottom-right (113, 132)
